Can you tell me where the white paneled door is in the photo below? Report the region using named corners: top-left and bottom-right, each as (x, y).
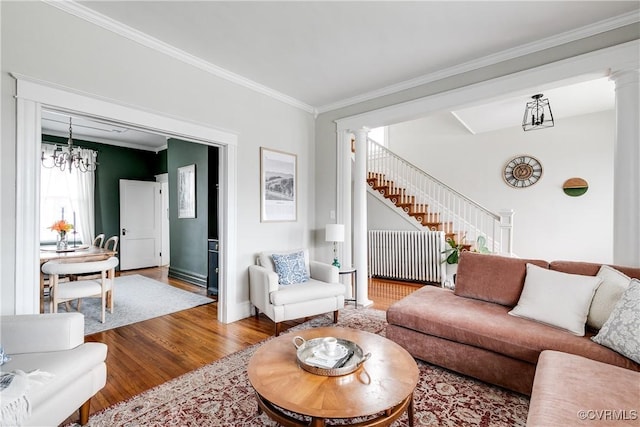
top-left (119, 179), bottom-right (162, 270)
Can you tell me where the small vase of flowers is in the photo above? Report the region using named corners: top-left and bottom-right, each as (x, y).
top-left (49, 219), bottom-right (74, 251)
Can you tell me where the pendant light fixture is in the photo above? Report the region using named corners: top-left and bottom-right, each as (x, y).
top-left (41, 117), bottom-right (98, 173)
top-left (522, 94), bottom-right (554, 131)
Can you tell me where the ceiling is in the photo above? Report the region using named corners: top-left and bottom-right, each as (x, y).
top-left (42, 110), bottom-right (168, 151)
top-left (42, 1), bottom-right (638, 148)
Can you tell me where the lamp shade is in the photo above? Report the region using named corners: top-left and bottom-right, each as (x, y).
top-left (325, 224), bottom-right (345, 242)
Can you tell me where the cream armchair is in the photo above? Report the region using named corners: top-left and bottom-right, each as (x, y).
top-left (249, 249), bottom-right (345, 336)
top-left (0, 313), bottom-right (107, 426)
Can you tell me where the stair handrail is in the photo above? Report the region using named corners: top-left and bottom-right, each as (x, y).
top-left (366, 138), bottom-right (514, 255)
top-left (368, 139), bottom-right (499, 219)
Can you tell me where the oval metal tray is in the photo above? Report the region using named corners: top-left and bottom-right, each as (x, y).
top-left (293, 336), bottom-right (371, 377)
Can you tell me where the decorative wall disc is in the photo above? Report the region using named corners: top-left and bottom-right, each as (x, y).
top-left (563, 177), bottom-right (589, 197)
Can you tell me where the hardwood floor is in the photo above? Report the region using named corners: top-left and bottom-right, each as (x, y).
top-left (66, 268), bottom-right (422, 424)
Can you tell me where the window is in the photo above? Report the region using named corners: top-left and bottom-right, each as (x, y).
top-left (40, 166), bottom-right (83, 244)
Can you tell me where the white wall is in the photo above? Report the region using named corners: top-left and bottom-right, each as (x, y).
top-left (367, 192), bottom-right (418, 231)
top-left (387, 109), bottom-right (615, 262)
top-left (0, 2), bottom-right (315, 315)
top-left (314, 24), bottom-right (636, 269)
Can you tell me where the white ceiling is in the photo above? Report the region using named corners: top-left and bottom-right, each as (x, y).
top-left (43, 1), bottom-right (639, 148)
top-left (452, 77), bottom-right (616, 134)
top-left (42, 110), bottom-right (168, 151)
top-left (74, 0), bottom-right (638, 110)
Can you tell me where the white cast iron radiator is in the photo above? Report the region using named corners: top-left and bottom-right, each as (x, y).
top-left (368, 230), bottom-right (445, 283)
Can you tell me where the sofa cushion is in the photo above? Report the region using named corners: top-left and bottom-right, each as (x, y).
top-left (3, 342), bottom-right (107, 409)
top-left (387, 285), bottom-right (639, 371)
top-left (508, 263), bottom-right (602, 336)
top-left (272, 251), bottom-right (309, 285)
top-left (270, 279), bottom-right (345, 306)
top-left (454, 252), bottom-right (548, 307)
top-left (588, 265), bottom-right (632, 330)
top-left (527, 351), bottom-right (640, 427)
top-left (549, 260), bottom-right (640, 280)
top-left (592, 279), bottom-right (640, 364)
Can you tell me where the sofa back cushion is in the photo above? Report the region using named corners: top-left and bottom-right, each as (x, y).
top-left (550, 260), bottom-right (640, 280)
top-left (454, 252), bottom-right (549, 307)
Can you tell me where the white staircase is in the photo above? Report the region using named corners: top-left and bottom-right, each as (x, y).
top-left (365, 138), bottom-right (514, 255)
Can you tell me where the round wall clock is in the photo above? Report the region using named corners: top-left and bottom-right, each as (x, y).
top-left (503, 155), bottom-right (542, 188)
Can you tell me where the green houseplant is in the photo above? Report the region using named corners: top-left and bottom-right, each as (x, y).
top-left (443, 234), bottom-right (491, 264)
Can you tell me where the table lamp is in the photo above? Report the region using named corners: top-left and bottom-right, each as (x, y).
top-left (325, 224), bottom-right (345, 268)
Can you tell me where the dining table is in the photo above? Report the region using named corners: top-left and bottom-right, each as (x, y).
top-left (39, 245), bottom-right (117, 313)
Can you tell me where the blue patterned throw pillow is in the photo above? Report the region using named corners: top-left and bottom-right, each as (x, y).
top-left (272, 251), bottom-right (309, 285)
top-left (0, 346), bottom-right (10, 366)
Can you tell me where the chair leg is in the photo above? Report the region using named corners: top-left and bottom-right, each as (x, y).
top-left (79, 398), bottom-right (91, 425)
top-left (333, 310), bottom-right (339, 324)
top-left (101, 294), bottom-right (106, 323)
top-left (275, 322), bottom-right (281, 337)
top-left (254, 306), bottom-right (260, 319)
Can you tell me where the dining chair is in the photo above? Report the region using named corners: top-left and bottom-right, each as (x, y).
top-left (104, 235), bottom-right (119, 252)
top-left (93, 233), bottom-right (105, 248)
top-left (41, 257), bottom-right (119, 323)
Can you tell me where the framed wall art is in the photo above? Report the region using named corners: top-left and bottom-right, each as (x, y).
top-left (260, 147), bottom-right (297, 222)
top-left (178, 164), bottom-right (196, 218)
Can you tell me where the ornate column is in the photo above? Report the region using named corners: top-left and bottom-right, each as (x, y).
top-left (353, 128), bottom-right (373, 307)
top-left (336, 130), bottom-right (353, 272)
top-left (611, 69), bottom-right (640, 267)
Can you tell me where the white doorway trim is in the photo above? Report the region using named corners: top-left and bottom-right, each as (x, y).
top-left (13, 73), bottom-right (240, 323)
top-left (155, 173), bottom-right (171, 267)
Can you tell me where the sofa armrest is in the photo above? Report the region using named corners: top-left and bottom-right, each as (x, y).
top-left (0, 313), bottom-right (84, 354)
top-left (249, 264), bottom-right (280, 311)
top-left (309, 261), bottom-right (339, 284)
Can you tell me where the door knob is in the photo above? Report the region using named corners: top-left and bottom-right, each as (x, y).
top-left (122, 228), bottom-right (127, 236)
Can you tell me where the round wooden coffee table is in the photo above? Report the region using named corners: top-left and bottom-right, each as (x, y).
top-left (247, 327), bottom-right (419, 427)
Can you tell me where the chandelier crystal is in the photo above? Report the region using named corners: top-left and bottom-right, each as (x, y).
top-left (41, 117), bottom-right (98, 173)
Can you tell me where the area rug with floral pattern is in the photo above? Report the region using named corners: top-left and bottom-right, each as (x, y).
top-left (75, 308), bottom-right (529, 426)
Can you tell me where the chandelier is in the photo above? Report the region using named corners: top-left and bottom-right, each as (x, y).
top-left (522, 94), bottom-right (554, 131)
top-left (41, 118), bottom-right (98, 173)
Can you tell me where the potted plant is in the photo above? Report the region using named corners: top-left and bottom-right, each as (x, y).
top-left (442, 234), bottom-right (491, 288)
top-left (442, 234), bottom-right (465, 288)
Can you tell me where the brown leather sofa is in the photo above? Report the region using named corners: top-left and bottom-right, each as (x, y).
top-left (386, 251), bottom-right (640, 395)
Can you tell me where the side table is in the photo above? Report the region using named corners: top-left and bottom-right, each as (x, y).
top-left (339, 267), bottom-right (357, 308)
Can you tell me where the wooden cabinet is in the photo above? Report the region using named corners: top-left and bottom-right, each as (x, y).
top-left (207, 239), bottom-right (219, 297)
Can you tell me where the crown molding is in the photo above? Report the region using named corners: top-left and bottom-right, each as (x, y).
top-left (42, 0), bottom-right (316, 115)
top-left (317, 11), bottom-right (640, 114)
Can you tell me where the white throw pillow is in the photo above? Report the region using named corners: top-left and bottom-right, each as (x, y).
top-left (508, 263), bottom-right (602, 336)
top-left (592, 279), bottom-right (640, 364)
top-left (588, 265), bottom-right (631, 330)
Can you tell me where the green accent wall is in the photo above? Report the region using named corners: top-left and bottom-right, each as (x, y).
top-left (42, 135), bottom-right (218, 287)
top-left (167, 138), bottom-right (211, 284)
top-left (42, 135), bottom-right (166, 245)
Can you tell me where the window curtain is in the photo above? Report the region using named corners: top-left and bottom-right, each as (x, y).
top-left (72, 148), bottom-right (96, 245)
top-left (40, 144), bottom-right (96, 245)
